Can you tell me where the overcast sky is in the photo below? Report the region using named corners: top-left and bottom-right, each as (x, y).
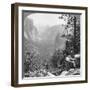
top-left (26, 13), bottom-right (67, 33)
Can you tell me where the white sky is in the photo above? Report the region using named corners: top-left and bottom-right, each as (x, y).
top-left (27, 13), bottom-right (67, 27)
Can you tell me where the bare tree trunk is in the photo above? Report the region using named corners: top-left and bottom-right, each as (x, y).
top-left (73, 16), bottom-right (76, 54)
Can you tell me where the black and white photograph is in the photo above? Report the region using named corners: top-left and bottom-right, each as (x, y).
top-left (23, 12), bottom-right (81, 78)
top-left (11, 3), bottom-right (87, 87)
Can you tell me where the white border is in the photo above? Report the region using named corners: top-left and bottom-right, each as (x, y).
top-left (18, 6), bottom-right (86, 84)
